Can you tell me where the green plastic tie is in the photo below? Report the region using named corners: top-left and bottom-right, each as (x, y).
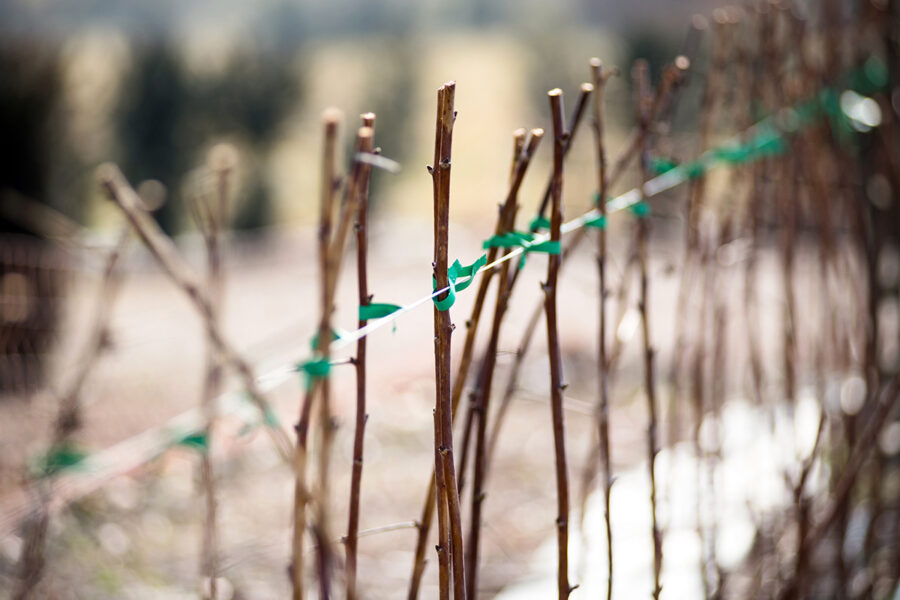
top-left (359, 303), bottom-right (402, 321)
top-left (176, 431), bottom-right (209, 453)
top-left (529, 215), bottom-right (551, 231)
top-left (850, 56), bottom-right (889, 95)
top-left (525, 240), bottom-right (560, 254)
top-left (452, 254), bottom-right (487, 293)
top-left (297, 358), bottom-right (332, 390)
top-left (790, 99), bottom-right (821, 127)
top-left (714, 145), bottom-right (754, 164)
top-left (310, 329), bottom-right (341, 351)
top-left (863, 57), bottom-right (889, 90)
top-left (433, 254), bottom-right (487, 312)
top-left (237, 399), bottom-right (281, 437)
top-left (482, 229), bottom-right (561, 269)
top-left (483, 231), bottom-right (536, 249)
top-left (263, 407), bottom-right (281, 428)
top-left (630, 201), bottom-right (650, 217)
top-left (752, 129), bottom-right (788, 156)
top-left (684, 161), bottom-right (707, 179)
top-left (649, 157), bottom-right (678, 175)
top-left (31, 443), bottom-right (88, 478)
top-left (584, 214), bottom-right (607, 229)
top-left (517, 239), bottom-right (561, 269)
top-left (433, 286), bottom-right (456, 311)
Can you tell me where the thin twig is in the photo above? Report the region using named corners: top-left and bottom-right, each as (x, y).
top-left (292, 111), bottom-right (341, 600)
top-left (460, 88), bottom-right (592, 507)
top-left (632, 59), bottom-right (662, 600)
top-left (684, 18), bottom-right (729, 596)
top-left (491, 59), bottom-right (688, 469)
top-left (545, 87), bottom-right (572, 600)
top-left (463, 130), bottom-right (544, 599)
top-left (534, 83), bottom-right (594, 223)
top-left (511, 128), bottom-right (527, 184)
top-left (311, 122), bottom-right (374, 598)
top-left (456, 128), bottom-right (545, 495)
top-left (407, 123), bottom-right (543, 600)
top-left (488, 219), bottom-right (638, 475)
top-left (346, 111), bottom-right (376, 600)
top-left (606, 63), bottom-right (685, 187)
top-left (778, 377), bottom-right (900, 600)
top-left (434, 407), bottom-right (451, 600)
top-left (293, 115), bottom-right (375, 599)
top-left (193, 148), bottom-right (235, 600)
top-left (588, 57), bottom-right (614, 600)
top-left (15, 225), bottom-right (129, 600)
top-left (99, 165), bottom-right (294, 461)
top-left (431, 81), bottom-right (467, 600)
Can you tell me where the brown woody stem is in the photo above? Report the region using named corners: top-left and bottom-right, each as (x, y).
top-left (346, 111), bottom-right (376, 600)
top-left (99, 165), bottom-right (293, 461)
top-left (533, 83), bottom-right (593, 224)
top-left (431, 82), bottom-right (467, 600)
top-left (408, 124), bottom-right (543, 600)
top-left (546, 88), bottom-right (572, 599)
top-left (632, 59), bottom-right (662, 600)
top-left (292, 110), bottom-right (340, 600)
top-left (197, 153), bottom-right (233, 600)
top-left (588, 57), bottom-right (614, 600)
top-left (15, 226), bottom-right (129, 600)
top-left (462, 129), bottom-right (544, 598)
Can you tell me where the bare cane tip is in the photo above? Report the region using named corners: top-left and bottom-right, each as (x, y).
top-left (208, 142), bottom-right (238, 173)
top-left (692, 14), bottom-right (709, 29)
top-left (712, 7), bottom-right (729, 24)
top-left (322, 107), bottom-right (343, 125)
top-left (725, 6), bottom-right (743, 23)
top-left (96, 163), bottom-right (119, 186)
top-left (581, 82), bottom-right (594, 93)
top-left (674, 55), bottom-right (691, 71)
top-left (513, 127), bottom-right (527, 138)
top-left (360, 112), bottom-right (376, 121)
top-left (548, 88), bottom-right (563, 97)
top-left (530, 128), bottom-right (545, 138)
top-left (589, 57), bottom-right (602, 68)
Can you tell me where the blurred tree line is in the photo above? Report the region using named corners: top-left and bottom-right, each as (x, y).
top-left (1, 34), bottom-right (421, 236)
top-left (116, 39), bottom-right (301, 234)
top-left (0, 35), bottom-right (304, 234)
top-left (1, 0), bottom-right (711, 235)
top-left (0, 39), bottom-right (65, 231)
top-left (0, 39), bottom-right (66, 391)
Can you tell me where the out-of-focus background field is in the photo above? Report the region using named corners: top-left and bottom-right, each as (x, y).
top-left (0, 0), bottom-right (726, 229)
top-left (2, 0), bottom-right (899, 598)
top-left (0, 2), bottom-right (708, 595)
